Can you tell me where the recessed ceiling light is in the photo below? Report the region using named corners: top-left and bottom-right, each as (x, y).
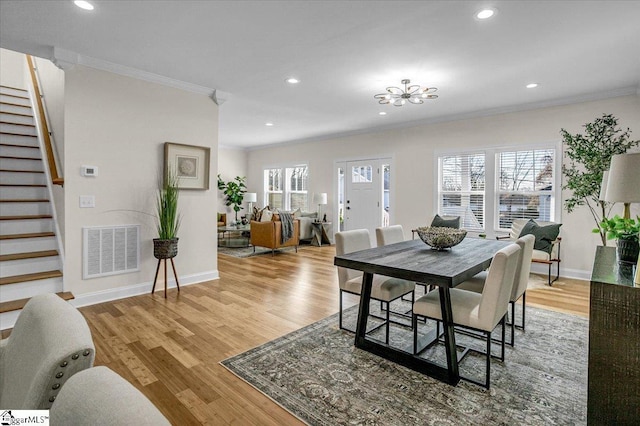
top-left (265, 122), bottom-right (274, 126)
top-left (526, 83), bottom-right (539, 89)
top-left (285, 77), bottom-right (300, 84)
top-left (476, 9), bottom-right (495, 20)
top-left (74, 0), bottom-right (94, 10)
top-left (379, 112), bottom-right (387, 116)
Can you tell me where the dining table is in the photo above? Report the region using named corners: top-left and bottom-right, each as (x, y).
top-left (334, 237), bottom-right (510, 386)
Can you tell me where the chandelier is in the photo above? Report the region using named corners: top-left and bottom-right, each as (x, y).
top-left (374, 79), bottom-right (438, 106)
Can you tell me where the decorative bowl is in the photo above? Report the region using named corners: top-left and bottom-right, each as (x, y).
top-left (415, 226), bottom-right (467, 251)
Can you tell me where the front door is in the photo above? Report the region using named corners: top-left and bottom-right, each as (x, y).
top-left (344, 159), bottom-right (384, 244)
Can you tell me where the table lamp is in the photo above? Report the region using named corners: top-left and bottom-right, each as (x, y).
top-left (313, 193), bottom-right (327, 221)
top-left (245, 192), bottom-right (257, 218)
top-left (605, 153), bottom-right (640, 220)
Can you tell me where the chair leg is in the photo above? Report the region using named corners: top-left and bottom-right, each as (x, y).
top-left (509, 301), bottom-right (515, 347)
top-left (500, 315), bottom-right (506, 362)
top-left (486, 330), bottom-right (491, 389)
top-left (385, 301), bottom-right (390, 345)
top-left (412, 314), bottom-right (418, 355)
top-left (522, 291), bottom-right (526, 331)
top-left (339, 290), bottom-right (343, 330)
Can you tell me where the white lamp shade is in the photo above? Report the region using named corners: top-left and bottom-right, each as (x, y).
top-left (598, 171), bottom-right (609, 201)
top-left (313, 193), bottom-right (327, 205)
top-left (604, 153), bottom-right (640, 203)
top-left (245, 192), bottom-right (257, 203)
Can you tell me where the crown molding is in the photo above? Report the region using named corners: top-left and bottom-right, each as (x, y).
top-left (51, 48), bottom-right (217, 98)
top-left (248, 86), bottom-right (639, 151)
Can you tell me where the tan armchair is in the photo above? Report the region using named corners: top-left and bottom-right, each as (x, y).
top-left (217, 213), bottom-right (227, 227)
top-left (250, 219), bottom-right (300, 255)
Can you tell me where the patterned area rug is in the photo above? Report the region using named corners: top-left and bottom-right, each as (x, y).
top-left (221, 303), bottom-right (587, 425)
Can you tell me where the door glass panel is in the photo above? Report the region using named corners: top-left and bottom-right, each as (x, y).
top-left (352, 165), bottom-right (372, 183)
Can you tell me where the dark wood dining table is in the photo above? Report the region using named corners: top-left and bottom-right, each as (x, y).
top-left (334, 237), bottom-right (510, 386)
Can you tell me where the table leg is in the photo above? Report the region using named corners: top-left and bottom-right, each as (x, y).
top-left (355, 272), bottom-right (374, 344)
top-left (438, 286), bottom-right (460, 382)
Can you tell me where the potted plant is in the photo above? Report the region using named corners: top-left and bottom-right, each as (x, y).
top-left (153, 170), bottom-right (181, 259)
top-left (217, 175), bottom-right (247, 224)
top-left (595, 215), bottom-right (640, 262)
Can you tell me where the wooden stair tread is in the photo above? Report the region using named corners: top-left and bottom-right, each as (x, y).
top-left (0, 232), bottom-right (55, 240)
top-left (0, 270), bottom-right (63, 286)
top-left (0, 184), bottom-right (46, 187)
top-left (0, 85), bottom-right (28, 92)
top-left (0, 169), bottom-right (44, 173)
top-left (0, 133), bottom-right (37, 138)
top-left (0, 102), bottom-right (31, 108)
top-left (0, 121), bottom-right (35, 128)
top-left (0, 93), bottom-right (29, 100)
top-left (0, 111), bottom-right (33, 118)
top-left (0, 291), bottom-right (72, 314)
top-left (0, 214), bottom-right (53, 220)
top-left (0, 199), bottom-right (49, 203)
top-left (0, 155), bottom-right (40, 160)
top-left (0, 143), bottom-right (40, 149)
top-left (0, 250), bottom-right (58, 262)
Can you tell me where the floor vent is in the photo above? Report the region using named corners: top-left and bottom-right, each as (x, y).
top-left (83, 225), bottom-right (140, 279)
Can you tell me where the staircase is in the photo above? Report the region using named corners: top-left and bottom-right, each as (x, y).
top-left (0, 84), bottom-right (70, 328)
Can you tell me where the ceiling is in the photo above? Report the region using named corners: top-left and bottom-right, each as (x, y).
top-left (1, 1), bottom-right (639, 149)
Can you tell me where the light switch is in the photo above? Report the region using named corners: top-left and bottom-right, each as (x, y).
top-left (80, 195), bottom-right (95, 208)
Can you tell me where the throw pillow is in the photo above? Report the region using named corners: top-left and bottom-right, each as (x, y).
top-left (518, 219), bottom-right (562, 254)
top-left (260, 209), bottom-right (273, 222)
top-left (431, 214), bottom-right (461, 229)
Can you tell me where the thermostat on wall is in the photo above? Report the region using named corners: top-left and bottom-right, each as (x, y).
top-left (81, 165), bottom-right (98, 177)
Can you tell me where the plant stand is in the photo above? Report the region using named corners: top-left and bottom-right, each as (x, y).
top-left (151, 257), bottom-right (180, 298)
top-left (152, 238), bottom-right (180, 298)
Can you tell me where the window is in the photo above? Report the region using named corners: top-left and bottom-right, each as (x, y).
top-left (263, 164), bottom-right (308, 210)
top-left (497, 149), bottom-right (555, 229)
top-left (437, 145), bottom-right (559, 234)
top-left (438, 153), bottom-right (485, 230)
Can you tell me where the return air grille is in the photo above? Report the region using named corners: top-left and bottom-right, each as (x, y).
top-left (83, 225), bottom-right (140, 279)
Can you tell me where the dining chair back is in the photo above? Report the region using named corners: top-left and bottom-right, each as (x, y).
top-left (335, 229), bottom-right (370, 287)
top-left (375, 225), bottom-right (405, 247)
top-left (511, 234), bottom-right (535, 302)
top-left (477, 243), bottom-right (521, 332)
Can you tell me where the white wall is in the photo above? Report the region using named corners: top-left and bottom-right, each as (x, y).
top-left (64, 66), bottom-right (219, 300)
top-left (0, 48), bottom-right (26, 88)
top-left (217, 147), bottom-right (248, 221)
top-left (247, 94), bottom-right (640, 278)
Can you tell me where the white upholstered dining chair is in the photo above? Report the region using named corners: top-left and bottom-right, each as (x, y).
top-left (456, 234), bottom-right (535, 346)
top-left (336, 229), bottom-right (415, 344)
top-left (412, 243), bottom-right (521, 388)
top-left (375, 225), bottom-right (405, 246)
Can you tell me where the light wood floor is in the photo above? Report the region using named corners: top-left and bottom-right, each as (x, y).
top-left (35, 246), bottom-right (595, 424)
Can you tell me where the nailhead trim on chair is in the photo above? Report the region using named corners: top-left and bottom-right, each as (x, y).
top-left (41, 348), bottom-right (94, 409)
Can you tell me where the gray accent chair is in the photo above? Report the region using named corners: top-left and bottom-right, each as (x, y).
top-left (457, 234), bottom-right (535, 346)
top-left (0, 293), bottom-right (95, 409)
top-left (51, 366), bottom-right (170, 426)
top-left (412, 243), bottom-right (520, 388)
top-left (336, 229), bottom-right (415, 344)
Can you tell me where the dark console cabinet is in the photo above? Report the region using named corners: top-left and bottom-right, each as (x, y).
top-left (588, 246), bottom-right (639, 425)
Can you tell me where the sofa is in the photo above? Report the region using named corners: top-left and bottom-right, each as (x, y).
top-left (250, 217), bottom-right (300, 255)
top-left (0, 293), bottom-right (95, 409)
top-left (252, 206), bottom-right (317, 241)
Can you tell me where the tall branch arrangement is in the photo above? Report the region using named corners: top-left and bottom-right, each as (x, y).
top-left (561, 114), bottom-right (639, 245)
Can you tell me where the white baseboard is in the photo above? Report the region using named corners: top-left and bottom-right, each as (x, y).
top-left (71, 270), bottom-right (220, 308)
top-left (530, 263), bottom-right (591, 281)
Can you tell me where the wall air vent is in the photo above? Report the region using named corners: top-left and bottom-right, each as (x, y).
top-left (83, 225), bottom-right (140, 279)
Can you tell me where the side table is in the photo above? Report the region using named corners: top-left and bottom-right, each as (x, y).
top-left (311, 222), bottom-right (332, 246)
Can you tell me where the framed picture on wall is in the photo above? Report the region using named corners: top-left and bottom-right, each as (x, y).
top-left (164, 142), bottom-right (211, 190)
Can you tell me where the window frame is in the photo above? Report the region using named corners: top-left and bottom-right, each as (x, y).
top-left (434, 142), bottom-right (561, 237)
top-left (263, 163), bottom-right (309, 211)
